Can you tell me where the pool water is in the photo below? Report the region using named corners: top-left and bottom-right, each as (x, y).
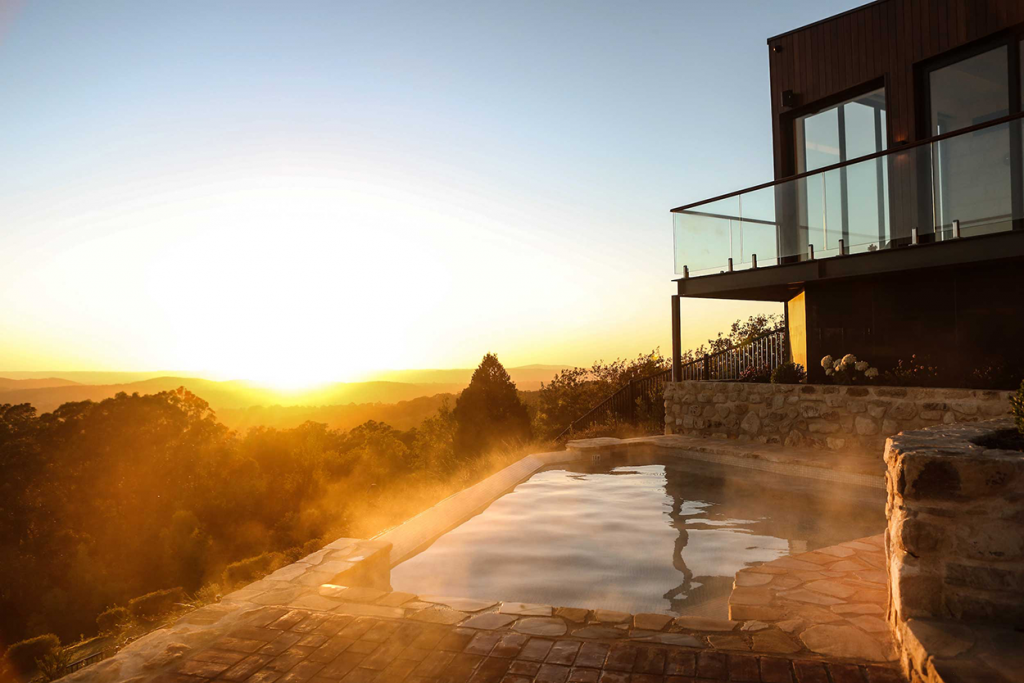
top-left (390, 455), bottom-right (884, 617)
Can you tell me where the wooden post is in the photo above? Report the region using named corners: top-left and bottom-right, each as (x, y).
top-left (671, 295), bottom-right (682, 382)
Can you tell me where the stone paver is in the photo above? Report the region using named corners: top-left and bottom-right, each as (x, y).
top-left (729, 534), bottom-right (896, 664)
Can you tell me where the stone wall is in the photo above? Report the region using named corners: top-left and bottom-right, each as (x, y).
top-left (883, 420), bottom-right (1024, 682)
top-left (663, 381), bottom-right (1011, 455)
top-left (884, 420), bottom-right (1024, 628)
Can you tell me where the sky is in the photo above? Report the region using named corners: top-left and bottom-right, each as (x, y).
top-left (0, 0), bottom-right (864, 387)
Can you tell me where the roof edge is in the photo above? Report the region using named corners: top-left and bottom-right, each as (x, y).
top-left (766, 0), bottom-right (889, 44)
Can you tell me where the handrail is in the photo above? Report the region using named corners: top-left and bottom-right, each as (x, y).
top-left (670, 110), bottom-right (1024, 214)
top-left (557, 327), bottom-right (787, 440)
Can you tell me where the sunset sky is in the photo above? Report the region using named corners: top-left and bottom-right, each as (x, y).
top-left (0, 0), bottom-right (862, 387)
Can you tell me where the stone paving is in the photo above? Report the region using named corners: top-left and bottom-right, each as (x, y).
top-left (69, 532), bottom-right (906, 683)
top-left (153, 599), bottom-right (906, 683)
top-left (728, 535), bottom-right (893, 664)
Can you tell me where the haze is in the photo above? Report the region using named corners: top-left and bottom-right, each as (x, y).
top-left (0, 0), bottom-right (862, 387)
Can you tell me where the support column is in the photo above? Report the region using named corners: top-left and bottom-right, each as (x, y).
top-left (671, 295), bottom-right (682, 381)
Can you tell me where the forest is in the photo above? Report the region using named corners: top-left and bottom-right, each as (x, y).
top-left (0, 342), bottom-right (685, 670)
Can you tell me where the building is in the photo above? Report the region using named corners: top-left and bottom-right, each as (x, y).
top-left (670, 0), bottom-right (1024, 384)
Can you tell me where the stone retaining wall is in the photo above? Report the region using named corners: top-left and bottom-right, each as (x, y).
top-left (884, 420), bottom-right (1024, 628)
top-left (663, 381), bottom-right (1011, 455)
top-left (883, 420), bottom-right (1024, 682)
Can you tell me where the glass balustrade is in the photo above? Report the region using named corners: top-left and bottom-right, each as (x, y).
top-left (673, 116), bottom-right (1023, 277)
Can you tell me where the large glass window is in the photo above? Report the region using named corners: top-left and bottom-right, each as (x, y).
top-left (930, 46), bottom-right (1009, 135)
top-left (795, 88), bottom-right (887, 173)
top-left (792, 88), bottom-right (888, 252)
top-left (929, 46), bottom-right (1013, 236)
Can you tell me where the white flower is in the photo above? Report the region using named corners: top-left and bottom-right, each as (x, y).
top-left (855, 361), bottom-right (869, 372)
top-left (842, 354), bottom-right (857, 367)
top-left (865, 367), bottom-right (879, 378)
top-left (834, 360), bottom-right (843, 371)
top-left (825, 368), bottom-right (834, 376)
top-left (820, 355), bottom-right (833, 370)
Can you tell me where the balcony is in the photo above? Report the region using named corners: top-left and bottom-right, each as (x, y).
top-left (672, 113), bottom-right (1024, 281)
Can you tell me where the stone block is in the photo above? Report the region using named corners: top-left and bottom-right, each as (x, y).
top-left (799, 402), bottom-right (826, 418)
top-left (807, 420), bottom-right (839, 434)
top-left (826, 437), bottom-right (846, 450)
top-left (890, 555), bottom-right (943, 619)
top-left (950, 401), bottom-right (978, 415)
top-left (979, 401), bottom-right (1010, 416)
top-left (745, 413), bottom-right (761, 436)
top-left (868, 402), bottom-right (888, 419)
top-left (945, 563), bottom-right (1024, 592)
top-left (954, 521), bottom-right (1024, 562)
top-left (855, 416), bottom-right (880, 435)
top-left (889, 401), bottom-right (918, 420)
top-left (896, 514), bottom-right (948, 556)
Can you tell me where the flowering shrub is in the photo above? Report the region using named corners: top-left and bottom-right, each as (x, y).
top-left (738, 364), bottom-right (772, 383)
top-left (821, 354), bottom-right (878, 385)
top-left (771, 362), bottom-right (806, 384)
top-left (883, 355), bottom-right (941, 387)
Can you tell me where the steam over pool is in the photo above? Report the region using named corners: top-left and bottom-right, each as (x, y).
top-left (391, 455), bottom-right (883, 617)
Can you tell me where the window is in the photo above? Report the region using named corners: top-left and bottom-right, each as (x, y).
top-left (791, 88), bottom-right (888, 252)
top-left (929, 45), bottom-right (1009, 135)
top-left (927, 43), bottom-right (1019, 237)
top-left (795, 88), bottom-right (887, 173)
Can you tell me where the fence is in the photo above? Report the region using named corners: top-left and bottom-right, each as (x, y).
top-left (557, 327), bottom-right (787, 440)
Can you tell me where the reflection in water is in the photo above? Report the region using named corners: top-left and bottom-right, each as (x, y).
top-left (391, 454), bottom-right (884, 617)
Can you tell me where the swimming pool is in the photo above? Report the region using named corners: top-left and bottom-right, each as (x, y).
top-left (390, 454), bottom-right (884, 617)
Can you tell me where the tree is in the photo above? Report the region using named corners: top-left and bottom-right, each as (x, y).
top-left (453, 354), bottom-right (532, 458)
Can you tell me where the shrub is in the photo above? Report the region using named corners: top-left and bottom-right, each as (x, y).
top-left (4, 634), bottom-right (60, 676)
top-left (96, 606), bottom-right (131, 634)
top-left (1013, 380), bottom-right (1024, 436)
top-left (738, 364), bottom-right (772, 383)
top-left (884, 354), bottom-right (940, 387)
top-left (821, 354), bottom-right (878, 385)
top-left (771, 362), bottom-right (806, 384)
top-left (127, 587), bottom-right (186, 620)
top-left (222, 552), bottom-right (286, 587)
top-left (37, 647), bottom-right (72, 682)
top-left (968, 356), bottom-right (1024, 390)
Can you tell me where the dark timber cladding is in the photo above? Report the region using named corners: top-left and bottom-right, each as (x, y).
top-left (767, 0), bottom-right (1024, 179)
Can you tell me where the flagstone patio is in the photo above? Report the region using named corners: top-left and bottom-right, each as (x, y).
top-left (67, 535), bottom-right (904, 683)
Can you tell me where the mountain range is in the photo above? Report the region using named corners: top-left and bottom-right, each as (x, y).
top-left (0, 365), bottom-right (572, 416)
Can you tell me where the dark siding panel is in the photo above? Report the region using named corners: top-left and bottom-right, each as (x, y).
top-left (770, 0), bottom-right (1024, 177)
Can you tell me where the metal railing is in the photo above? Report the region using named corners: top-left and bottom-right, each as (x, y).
top-left (672, 111), bottom-right (1024, 277)
top-left (65, 650), bottom-right (111, 675)
top-left (679, 326), bottom-right (788, 381)
top-left (558, 327), bottom-right (787, 439)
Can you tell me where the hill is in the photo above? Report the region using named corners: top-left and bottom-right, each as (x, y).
top-left (0, 365), bottom-right (570, 414)
top-left (0, 376), bottom-right (467, 414)
top-left (0, 377), bottom-right (82, 391)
